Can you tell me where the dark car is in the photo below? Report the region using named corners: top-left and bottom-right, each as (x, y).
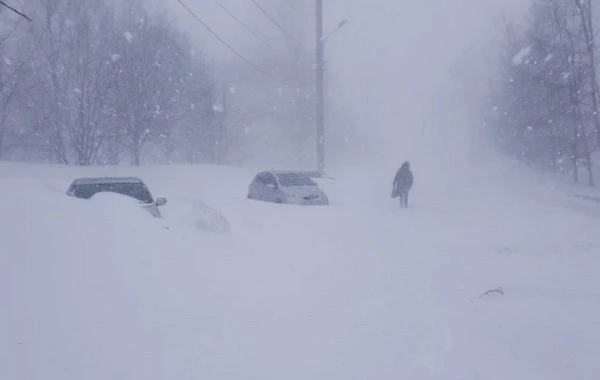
top-left (247, 171), bottom-right (329, 205)
top-left (67, 177), bottom-right (167, 217)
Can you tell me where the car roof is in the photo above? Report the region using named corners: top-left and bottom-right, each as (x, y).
top-left (269, 170), bottom-right (315, 176)
top-left (271, 170), bottom-right (336, 180)
top-left (70, 177), bottom-right (144, 185)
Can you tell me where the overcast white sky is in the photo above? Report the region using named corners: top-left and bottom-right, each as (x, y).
top-left (164, 0), bottom-right (531, 169)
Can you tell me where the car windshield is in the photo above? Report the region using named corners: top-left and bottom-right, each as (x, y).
top-left (276, 173), bottom-right (316, 187)
top-left (71, 183), bottom-right (154, 203)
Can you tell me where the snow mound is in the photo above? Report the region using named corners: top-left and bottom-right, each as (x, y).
top-left (166, 197), bottom-right (231, 233)
top-left (190, 201), bottom-right (230, 233)
top-left (89, 191), bottom-right (141, 205)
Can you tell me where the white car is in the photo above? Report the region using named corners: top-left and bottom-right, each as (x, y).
top-left (67, 177), bottom-right (167, 217)
top-left (247, 171), bottom-right (329, 205)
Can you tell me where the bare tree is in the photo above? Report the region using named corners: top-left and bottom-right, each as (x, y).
top-left (26, 0), bottom-right (119, 165)
top-left (0, 5), bottom-right (39, 158)
top-left (113, 7), bottom-right (192, 165)
top-left (486, 0), bottom-right (599, 185)
top-left (66, 0), bottom-right (118, 165)
top-left (0, 0), bottom-right (219, 165)
top-left (573, 0), bottom-right (600, 145)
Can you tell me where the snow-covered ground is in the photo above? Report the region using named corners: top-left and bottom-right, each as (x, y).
top-left (1, 161), bottom-right (599, 379)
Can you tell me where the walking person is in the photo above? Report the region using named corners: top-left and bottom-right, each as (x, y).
top-left (392, 161), bottom-right (413, 208)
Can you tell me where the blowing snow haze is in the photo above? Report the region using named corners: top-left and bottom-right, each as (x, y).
top-left (165, 0), bottom-right (530, 169)
top-left (3, 0), bottom-right (600, 380)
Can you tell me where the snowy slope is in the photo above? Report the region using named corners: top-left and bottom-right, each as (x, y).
top-left (1, 162), bottom-right (599, 380)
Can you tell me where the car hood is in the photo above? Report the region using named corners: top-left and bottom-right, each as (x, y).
top-left (280, 185), bottom-right (325, 198)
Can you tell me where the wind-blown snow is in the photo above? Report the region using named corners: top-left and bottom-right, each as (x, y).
top-left (512, 46), bottom-right (532, 66)
top-left (1, 162), bottom-right (599, 379)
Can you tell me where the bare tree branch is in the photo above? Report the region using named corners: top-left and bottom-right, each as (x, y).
top-left (478, 287), bottom-right (504, 299)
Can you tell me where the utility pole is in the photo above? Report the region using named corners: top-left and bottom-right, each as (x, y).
top-left (316, 0), bottom-right (325, 173)
top-left (216, 82), bottom-right (228, 165)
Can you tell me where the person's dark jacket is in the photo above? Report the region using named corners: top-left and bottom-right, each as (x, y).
top-left (393, 163), bottom-right (413, 193)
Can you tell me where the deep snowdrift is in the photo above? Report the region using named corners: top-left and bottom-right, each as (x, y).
top-left (1, 162), bottom-right (599, 380)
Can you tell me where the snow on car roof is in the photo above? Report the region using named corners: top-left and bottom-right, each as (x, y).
top-left (271, 170), bottom-right (314, 176)
top-left (270, 170), bottom-right (333, 179)
top-left (71, 177), bottom-right (144, 185)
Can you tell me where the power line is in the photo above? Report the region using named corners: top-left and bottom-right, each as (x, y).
top-left (177, 0), bottom-right (279, 82)
top-left (0, 1), bottom-right (32, 21)
top-left (284, 0), bottom-right (295, 10)
top-left (249, 0), bottom-right (304, 49)
top-left (212, 0), bottom-right (278, 53)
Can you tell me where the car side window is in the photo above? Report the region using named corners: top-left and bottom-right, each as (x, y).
top-left (255, 174), bottom-right (266, 185)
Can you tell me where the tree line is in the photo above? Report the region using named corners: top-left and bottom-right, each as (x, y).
top-left (0, 0), bottom-right (228, 165)
top-left (485, 0), bottom-right (600, 185)
top-left (0, 0), bottom-right (323, 167)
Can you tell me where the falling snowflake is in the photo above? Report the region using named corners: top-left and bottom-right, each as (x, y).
top-left (110, 54), bottom-right (121, 62)
top-left (124, 32), bottom-right (134, 42)
top-left (511, 46), bottom-right (532, 66)
top-left (229, 86), bottom-right (236, 94)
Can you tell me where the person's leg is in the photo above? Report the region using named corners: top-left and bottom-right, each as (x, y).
top-left (405, 191), bottom-right (409, 208)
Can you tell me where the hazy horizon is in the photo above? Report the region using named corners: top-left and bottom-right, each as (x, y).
top-left (163, 0), bottom-right (532, 172)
